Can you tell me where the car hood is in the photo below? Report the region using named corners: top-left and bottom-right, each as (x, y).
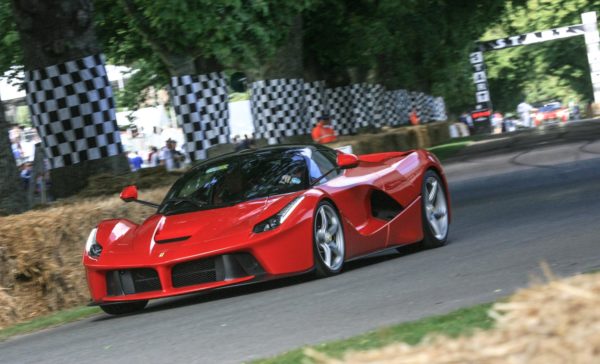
top-left (100, 192), bottom-right (302, 255)
top-left (153, 199), bottom-right (268, 243)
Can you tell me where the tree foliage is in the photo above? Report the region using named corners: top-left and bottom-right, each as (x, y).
top-left (483, 0), bottom-right (600, 112)
top-left (1, 0), bottom-right (598, 114)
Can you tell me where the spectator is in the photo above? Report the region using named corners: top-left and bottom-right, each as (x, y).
top-left (459, 111), bottom-right (474, 134)
top-left (311, 115), bottom-right (337, 144)
top-left (11, 139), bottom-right (24, 165)
top-left (409, 108), bottom-right (420, 125)
top-left (517, 100), bottom-right (533, 128)
top-left (129, 151), bottom-right (144, 171)
top-left (491, 111), bottom-right (504, 134)
top-left (569, 101), bottom-right (581, 120)
top-left (147, 146), bottom-right (160, 167)
top-left (20, 162), bottom-right (32, 189)
top-left (159, 139), bottom-right (185, 171)
top-left (234, 134), bottom-right (254, 151)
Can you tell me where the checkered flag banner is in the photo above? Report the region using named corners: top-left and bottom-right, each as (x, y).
top-left (303, 81), bottom-right (327, 133)
top-left (250, 79), bottom-right (305, 145)
top-left (409, 92), bottom-right (428, 123)
top-left (325, 86), bottom-right (355, 135)
top-left (432, 97), bottom-right (448, 121)
top-left (354, 83), bottom-right (385, 129)
top-left (382, 90), bottom-right (409, 126)
top-left (24, 54), bottom-right (123, 169)
top-left (351, 84), bottom-right (370, 129)
top-left (170, 72), bottom-right (230, 161)
top-left (395, 90), bottom-right (411, 125)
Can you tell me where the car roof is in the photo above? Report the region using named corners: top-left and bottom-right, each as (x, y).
top-left (191, 144), bottom-right (334, 169)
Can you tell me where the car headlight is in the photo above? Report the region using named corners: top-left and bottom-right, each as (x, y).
top-left (253, 196), bottom-right (305, 233)
top-left (85, 228), bottom-right (103, 258)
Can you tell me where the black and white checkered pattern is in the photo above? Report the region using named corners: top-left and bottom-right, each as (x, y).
top-left (356, 83), bottom-right (385, 129)
top-left (170, 72), bottom-right (230, 161)
top-left (382, 90), bottom-right (405, 126)
top-left (24, 54), bottom-right (123, 168)
top-left (250, 79), bottom-right (305, 144)
top-left (409, 92), bottom-right (429, 123)
top-left (303, 81), bottom-right (327, 133)
top-left (325, 86), bottom-right (355, 135)
top-left (431, 97), bottom-right (447, 121)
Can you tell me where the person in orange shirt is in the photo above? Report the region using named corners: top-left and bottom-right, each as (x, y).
top-left (311, 115), bottom-right (337, 144)
top-left (409, 107), bottom-right (420, 125)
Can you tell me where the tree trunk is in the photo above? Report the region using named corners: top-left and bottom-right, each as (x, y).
top-left (12, 0), bottom-right (129, 198)
top-left (0, 98), bottom-right (27, 215)
top-left (251, 15), bottom-right (304, 81)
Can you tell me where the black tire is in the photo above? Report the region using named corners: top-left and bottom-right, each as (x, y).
top-left (421, 170), bottom-right (450, 249)
top-left (100, 300), bottom-right (148, 315)
top-left (313, 201), bottom-right (345, 277)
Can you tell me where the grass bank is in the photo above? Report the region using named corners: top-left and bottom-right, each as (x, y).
top-left (253, 302), bottom-right (494, 364)
top-left (0, 306), bottom-right (100, 342)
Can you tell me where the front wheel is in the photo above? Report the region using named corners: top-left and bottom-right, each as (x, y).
top-left (100, 300), bottom-right (148, 315)
top-left (421, 171), bottom-right (449, 249)
top-left (313, 201), bottom-right (345, 277)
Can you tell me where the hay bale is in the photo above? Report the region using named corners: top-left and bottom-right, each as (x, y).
top-left (403, 128), bottom-right (420, 149)
top-left (0, 187), bottom-right (168, 328)
top-left (427, 122), bottom-right (451, 146)
top-left (415, 126), bottom-right (431, 148)
top-left (311, 271), bottom-right (600, 364)
top-left (77, 167), bottom-right (180, 198)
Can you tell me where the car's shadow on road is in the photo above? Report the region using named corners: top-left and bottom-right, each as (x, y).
top-left (92, 243), bottom-right (423, 322)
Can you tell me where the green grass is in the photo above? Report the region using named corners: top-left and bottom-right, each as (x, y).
top-left (229, 92), bottom-right (250, 102)
top-left (0, 306), bottom-right (101, 342)
top-left (427, 139), bottom-right (473, 161)
top-left (252, 302), bottom-right (494, 364)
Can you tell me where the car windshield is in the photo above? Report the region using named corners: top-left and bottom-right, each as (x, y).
top-left (159, 149), bottom-right (309, 215)
top-left (539, 103), bottom-right (561, 112)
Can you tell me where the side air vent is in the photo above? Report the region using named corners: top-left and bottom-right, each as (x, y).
top-left (371, 189), bottom-right (403, 221)
top-left (155, 236), bottom-right (191, 244)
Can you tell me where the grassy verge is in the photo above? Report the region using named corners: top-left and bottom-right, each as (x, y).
top-left (0, 306), bottom-right (101, 342)
top-left (253, 302), bottom-right (494, 364)
top-left (427, 139), bottom-right (474, 161)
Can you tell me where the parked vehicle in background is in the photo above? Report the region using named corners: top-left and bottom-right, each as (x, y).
top-left (531, 102), bottom-right (570, 126)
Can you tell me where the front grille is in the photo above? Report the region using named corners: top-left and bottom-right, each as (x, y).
top-left (106, 268), bottom-right (161, 296)
top-left (171, 258), bottom-right (217, 288)
top-left (132, 269), bottom-right (162, 292)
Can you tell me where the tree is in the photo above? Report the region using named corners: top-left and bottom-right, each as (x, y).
top-left (11, 0), bottom-right (130, 198)
top-left (92, 0), bottom-right (315, 109)
top-left (483, 0), bottom-right (600, 112)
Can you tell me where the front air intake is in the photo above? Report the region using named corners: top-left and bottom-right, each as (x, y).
top-left (171, 258), bottom-right (217, 288)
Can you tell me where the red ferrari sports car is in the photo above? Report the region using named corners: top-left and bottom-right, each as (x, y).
top-left (83, 145), bottom-right (451, 314)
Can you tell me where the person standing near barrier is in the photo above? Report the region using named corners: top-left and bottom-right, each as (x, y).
top-left (147, 146), bottom-right (160, 167)
top-left (409, 107), bottom-right (420, 125)
top-left (311, 115), bottom-right (337, 144)
top-left (159, 139), bottom-right (185, 170)
top-left (517, 100), bottom-right (533, 128)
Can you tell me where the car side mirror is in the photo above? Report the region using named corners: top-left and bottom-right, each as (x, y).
top-left (337, 153), bottom-right (359, 169)
top-left (120, 185), bottom-right (138, 202)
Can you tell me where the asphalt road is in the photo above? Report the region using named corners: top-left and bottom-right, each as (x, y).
top-left (2, 140), bottom-right (600, 364)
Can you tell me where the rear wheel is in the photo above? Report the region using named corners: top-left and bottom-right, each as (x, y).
top-left (421, 171), bottom-right (449, 249)
top-left (313, 201), bottom-right (345, 277)
top-left (100, 300), bottom-right (148, 315)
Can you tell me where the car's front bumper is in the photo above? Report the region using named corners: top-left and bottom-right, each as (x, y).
top-left (84, 214), bottom-right (315, 304)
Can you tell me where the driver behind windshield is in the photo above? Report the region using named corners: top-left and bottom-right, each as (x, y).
top-left (161, 150), bottom-right (310, 214)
